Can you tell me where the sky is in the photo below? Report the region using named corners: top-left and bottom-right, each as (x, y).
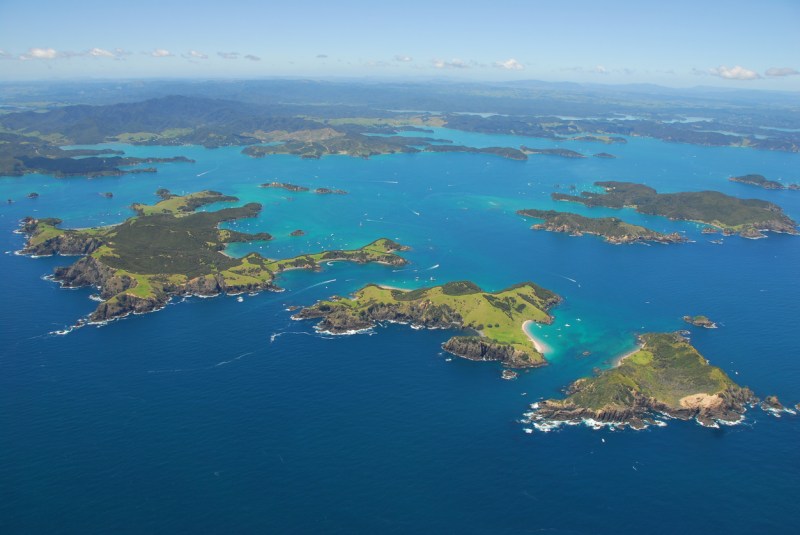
top-left (1, 0), bottom-right (798, 90)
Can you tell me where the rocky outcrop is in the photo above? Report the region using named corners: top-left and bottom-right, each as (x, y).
top-left (20, 217), bottom-right (102, 256)
top-left (90, 293), bottom-right (168, 323)
top-left (53, 256), bottom-right (132, 297)
top-left (295, 300), bottom-right (463, 334)
top-left (526, 385), bottom-right (756, 430)
top-left (443, 336), bottom-right (543, 368)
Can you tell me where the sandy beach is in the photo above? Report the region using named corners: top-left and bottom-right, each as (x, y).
top-left (614, 346), bottom-right (643, 366)
top-left (521, 320), bottom-right (551, 354)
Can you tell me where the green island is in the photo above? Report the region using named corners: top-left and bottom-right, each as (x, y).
top-left (517, 209), bottom-right (685, 244)
top-left (20, 190), bottom-right (409, 324)
top-left (523, 332), bottom-right (759, 430)
top-left (729, 174), bottom-right (799, 191)
top-left (260, 182), bottom-right (310, 192)
top-left (422, 144), bottom-right (528, 160)
top-left (294, 280), bottom-right (561, 368)
top-left (593, 152), bottom-right (616, 159)
top-left (683, 315), bottom-right (717, 328)
top-left (552, 181), bottom-right (798, 238)
top-left (520, 146), bottom-right (586, 158)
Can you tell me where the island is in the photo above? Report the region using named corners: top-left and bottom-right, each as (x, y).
top-left (294, 280), bottom-right (561, 368)
top-left (19, 190), bottom-right (409, 325)
top-left (314, 188), bottom-right (348, 195)
top-left (552, 181), bottom-right (798, 238)
top-left (289, 229), bottom-right (305, 237)
top-left (572, 135), bottom-right (628, 144)
top-left (423, 145), bottom-right (528, 161)
top-left (27, 192), bottom-right (39, 199)
top-left (729, 174), bottom-right (798, 191)
top-left (520, 146), bottom-right (586, 158)
top-left (593, 152), bottom-right (616, 159)
top-left (523, 332), bottom-right (758, 431)
top-left (517, 209), bottom-right (686, 244)
top-left (683, 315), bottom-right (717, 328)
top-left (260, 182), bottom-right (310, 192)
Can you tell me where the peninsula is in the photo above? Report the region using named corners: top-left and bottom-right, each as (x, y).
top-left (523, 332), bottom-right (757, 430)
top-left (517, 209), bottom-right (686, 244)
top-left (20, 190), bottom-right (409, 325)
top-left (294, 280), bottom-right (561, 368)
top-left (552, 181), bottom-right (798, 238)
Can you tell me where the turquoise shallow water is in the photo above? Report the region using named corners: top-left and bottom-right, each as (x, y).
top-left (1, 131), bottom-right (799, 533)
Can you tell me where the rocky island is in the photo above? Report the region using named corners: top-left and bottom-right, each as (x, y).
top-left (523, 332), bottom-right (758, 431)
top-left (729, 174), bottom-right (798, 191)
top-left (295, 280), bottom-right (561, 368)
top-left (683, 315), bottom-right (717, 328)
top-left (517, 209), bottom-right (686, 244)
top-left (552, 181), bottom-right (798, 238)
top-left (20, 190), bottom-right (409, 325)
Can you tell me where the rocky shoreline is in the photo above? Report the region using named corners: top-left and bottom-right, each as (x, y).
top-left (522, 332), bottom-right (776, 431)
top-left (294, 281), bottom-right (561, 369)
top-left (19, 191), bottom-right (409, 326)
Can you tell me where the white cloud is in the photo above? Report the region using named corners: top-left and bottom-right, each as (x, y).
top-left (433, 58), bottom-right (469, 69)
top-left (218, 51), bottom-right (240, 59)
top-left (494, 58), bottom-right (524, 70)
top-left (184, 50), bottom-right (208, 60)
top-left (765, 67), bottom-right (799, 77)
top-left (88, 48), bottom-right (116, 58)
top-left (593, 65), bottom-right (609, 74)
top-left (0, 49), bottom-right (10, 59)
top-left (708, 65), bottom-right (760, 80)
top-left (394, 55), bottom-right (413, 62)
top-left (20, 47), bottom-right (59, 60)
top-left (244, 54), bottom-right (261, 62)
top-left (151, 49), bottom-right (173, 58)
top-left (114, 48), bottom-right (132, 57)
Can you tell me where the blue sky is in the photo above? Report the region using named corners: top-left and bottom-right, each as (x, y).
top-left (1, 0), bottom-right (798, 89)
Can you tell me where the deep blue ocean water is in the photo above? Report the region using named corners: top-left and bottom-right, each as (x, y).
top-left (1, 130), bottom-right (799, 534)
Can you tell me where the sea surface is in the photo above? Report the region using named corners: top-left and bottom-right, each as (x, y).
top-left (1, 129), bottom-right (799, 534)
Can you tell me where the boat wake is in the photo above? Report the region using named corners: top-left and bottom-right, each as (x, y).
top-left (270, 331), bottom-right (336, 343)
top-left (214, 351), bottom-right (254, 367)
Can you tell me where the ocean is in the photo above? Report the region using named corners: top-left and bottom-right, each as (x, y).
top-left (1, 129), bottom-right (798, 533)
